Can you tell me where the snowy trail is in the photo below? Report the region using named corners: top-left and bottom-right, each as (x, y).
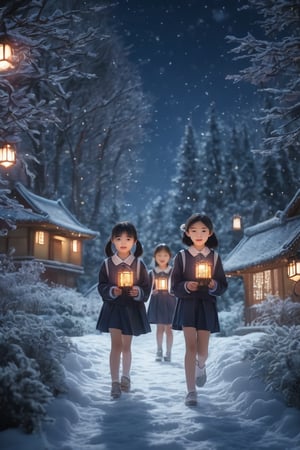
top-left (42, 332), bottom-right (299, 450)
top-left (2, 331), bottom-right (300, 450)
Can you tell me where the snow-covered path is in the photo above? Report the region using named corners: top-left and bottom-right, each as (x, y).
top-left (2, 331), bottom-right (300, 450)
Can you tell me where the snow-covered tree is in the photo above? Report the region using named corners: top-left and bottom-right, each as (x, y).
top-left (238, 124), bottom-right (258, 201)
top-left (223, 126), bottom-right (242, 205)
top-left (0, 0), bottom-right (150, 234)
top-left (202, 104), bottom-right (226, 216)
top-left (226, 0), bottom-right (300, 152)
top-left (0, 0), bottom-right (98, 170)
top-left (169, 122), bottom-right (201, 251)
top-left (139, 194), bottom-right (174, 265)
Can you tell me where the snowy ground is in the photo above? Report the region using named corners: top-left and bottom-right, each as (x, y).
top-left (1, 330), bottom-right (300, 450)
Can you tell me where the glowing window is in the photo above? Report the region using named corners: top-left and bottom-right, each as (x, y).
top-left (253, 270), bottom-right (272, 302)
top-left (72, 239), bottom-right (79, 253)
top-left (35, 231), bottom-right (45, 245)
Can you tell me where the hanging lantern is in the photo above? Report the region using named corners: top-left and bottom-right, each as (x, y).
top-left (0, 42), bottom-right (14, 71)
top-left (155, 275), bottom-right (168, 291)
top-left (232, 214), bottom-right (242, 231)
top-left (117, 267), bottom-right (134, 290)
top-left (0, 143), bottom-right (16, 168)
top-left (195, 261), bottom-right (212, 286)
top-left (287, 255), bottom-right (300, 282)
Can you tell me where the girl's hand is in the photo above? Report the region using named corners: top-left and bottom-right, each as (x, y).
top-left (186, 281), bottom-right (199, 291)
top-left (128, 286), bottom-right (139, 297)
top-left (208, 279), bottom-right (216, 290)
top-left (113, 287), bottom-right (122, 296)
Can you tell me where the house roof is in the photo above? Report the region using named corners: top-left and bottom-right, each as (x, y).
top-left (224, 189), bottom-right (300, 274)
top-left (9, 182), bottom-right (99, 239)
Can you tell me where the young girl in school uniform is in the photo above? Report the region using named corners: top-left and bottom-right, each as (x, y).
top-left (147, 244), bottom-right (176, 362)
top-left (171, 213), bottom-right (228, 407)
top-left (96, 222), bottom-right (151, 399)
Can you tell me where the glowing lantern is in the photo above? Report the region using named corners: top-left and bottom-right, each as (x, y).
top-left (117, 267), bottom-right (134, 289)
top-left (0, 42), bottom-right (14, 71)
top-left (0, 143), bottom-right (16, 168)
top-left (232, 214), bottom-right (242, 231)
top-left (195, 261), bottom-right (212, 286)
top-left (155, 275), bottom-right (168, 291)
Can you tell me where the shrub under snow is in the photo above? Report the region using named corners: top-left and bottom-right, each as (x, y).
top-left (251, 295), bottom-right (300, 326)
top-left (0, 258), bottom-right (100, 433)
top-left (0, 339), bottom-right (52, 433)
top-left (244, 325), bottom-right (300, 409)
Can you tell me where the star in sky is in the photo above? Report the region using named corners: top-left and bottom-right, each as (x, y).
top-left (113, 0), bottom-right (259, 208)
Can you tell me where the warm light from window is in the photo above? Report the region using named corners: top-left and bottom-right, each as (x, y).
top-left (288, 257), bottom-right (300, 282)
top-left (35, 231), bottom-right (45, 245)
top-left (253, 270), bottom-right (272, 301)
top-left (72, 239), bottom-right (79, 253)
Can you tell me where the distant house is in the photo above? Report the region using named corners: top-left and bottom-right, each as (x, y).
top-left (0, 182), bottom-right (99, 288)
top-left (224, 189), bottom-right (300, 324)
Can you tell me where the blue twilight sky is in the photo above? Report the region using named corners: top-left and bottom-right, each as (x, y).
top-left (112, 0), bottom-right (260, 208)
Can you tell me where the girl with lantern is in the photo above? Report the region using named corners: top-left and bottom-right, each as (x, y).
top-left (170, 213), bottom-right (228, 407)
top-left (147, 243), bottom-right (176, 362)
top-left (96, 222), bottom-right (151, 399)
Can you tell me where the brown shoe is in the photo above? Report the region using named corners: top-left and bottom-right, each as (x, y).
top-left (111, 381), bottom-right (121, 399)
top-left (120, 375), bottom-right (131, 392)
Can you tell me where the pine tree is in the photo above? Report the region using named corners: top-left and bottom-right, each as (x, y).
top-left (224, 126), bottom-right (241, 204)
top-left (202, 104), bottom-right (225, 215)
top-left (171, 123), bottom-right (201, 232)
top-left (239, 125), bottom-right (257, 202)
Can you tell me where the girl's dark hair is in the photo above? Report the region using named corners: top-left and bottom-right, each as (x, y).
top-left (181, 213), bottom-right (218, 248)
top-left (153, 243), bottom-right (172, 266)
top-left (105, 222), bottom-right (143, 257)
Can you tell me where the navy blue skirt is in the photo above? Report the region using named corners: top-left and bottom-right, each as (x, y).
top-left (96, 301), bottom-right (151, 336)
top-left (172, 297), bottom-right (220, 332)
top-left (147, 292), bottom-right (176, 324)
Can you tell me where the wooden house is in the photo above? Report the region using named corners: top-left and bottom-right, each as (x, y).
top-left (0, 182), bottom-right (98, 288)
top-left (223, 189), bottom-right (300, 324)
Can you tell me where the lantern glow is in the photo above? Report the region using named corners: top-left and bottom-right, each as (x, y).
top-left (155, 276), bottom-right (168, 291)
top-left (195, 261), bottom-right (212, 285)
top-left (0, 143), bottom-right (16, 168)
top-left (232, 214), bottom-right (242, 231)
top-left (118, 269), bottom-right (134, 288)
top-left (0, 43), bottom-right (13, 71)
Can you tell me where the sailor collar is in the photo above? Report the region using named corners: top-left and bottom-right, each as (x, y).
top-left (188, 246), bottom-right (211, 258)
top-left (153, 266), bottom-right (172, 274)
top-left (111, 254), bottom-right (135, 266)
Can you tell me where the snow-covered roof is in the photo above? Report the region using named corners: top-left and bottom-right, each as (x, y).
top-left (224, 190), bottom-right (300, 274)
top-left (0, 198), bottom-right (46, 234)
top-left (11, 182), bottom-right (99, 238)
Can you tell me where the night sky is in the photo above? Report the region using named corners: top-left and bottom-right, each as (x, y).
top-left (112, 0), bottom-right (260, 208)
